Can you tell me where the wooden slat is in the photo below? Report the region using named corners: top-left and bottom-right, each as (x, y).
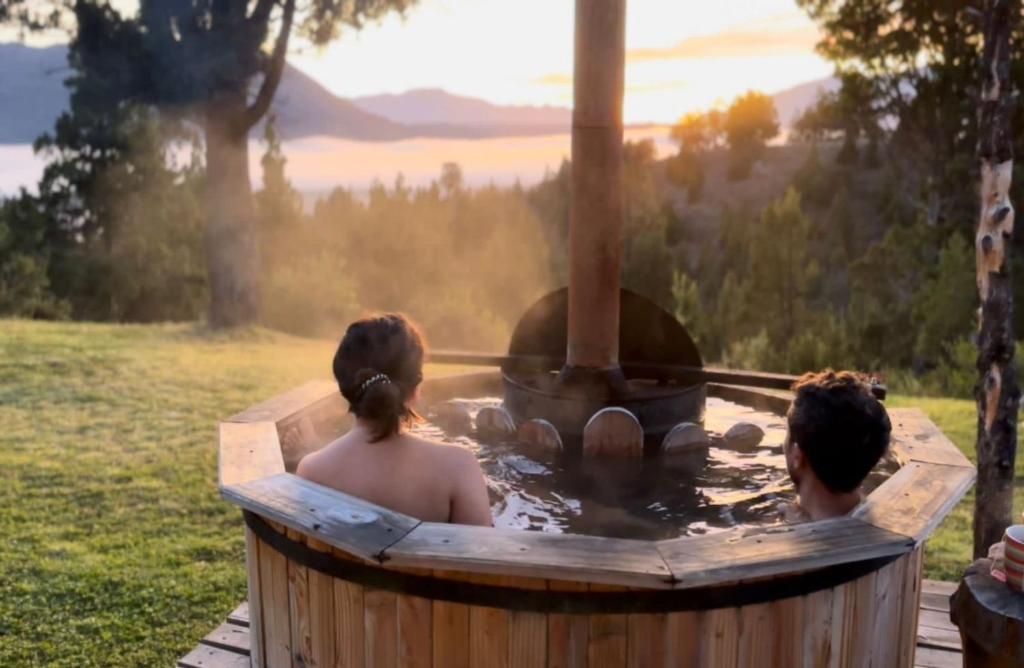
top-left (509, 576), bottom-right (548, 668)
top-left (917, 604), bottom-right (962, 652)
top-left (700, 607), bottom-right (739, 667)
top-left (243, 529), bottom-right (263, 667)
top-left (770, 594), bottom-right (803, 667)
top-left (920, 591), bottom-right (952, 613)
top-left (365, 590), bottom-right (398, 668)
top-left (227, 601), bottom-right (250, 627)
top-left (664, 611), bottom-right (699, 667)
top-left (897, 549), bottom-right (924, 668)
top-left (201, 622), bottom-right (251, 655)
top-left (306, 537), bottom-right (337, 668)
top-left (625, 612), bottom-right (666, 668)
top-left (708, 383), bottom-right (794, 415)
top-left (923, 579), bottom-right (958, 596)
top-left (177, 643), bottom-right (250, 668)
top-left (469, 574), bottom-right (511, 668)
top-left (801, 585), bottom-right (843, 668)
top-left (257, 528), bottom-right (292, 668)
top-left (432, 576), bottom-right (470, 668)
top-left (736, 602), bottom-right (773, 667)
top-left (888, 408), bottom-right (974, 468)
top-left (333, 585), bottom-right (364, 667)
top-left (383, 522), bottom-right (672, 589)
top-left (917, 622), bottom-right (962, 651)
top-left (332, 548), bottom-right (365, 668)
top-left (854, 462), bottom-right (976, 543)
top-left (840, 569), bottom-right (878, 667)
top-left (547, 579), bottom-right (589, 668)
top-left (587, 585), bottom-right (627, 668)
top-left (917, 609), bottom-right (957, 634)
top-left (286, 528), bottom-right (313, 667)
top-left (221, 473), bottom-right (420, 562)
top-left (913, 645), bottom-right (963, 668)
top-left (228, 379), bottom-right (337, 423)
top-left (658, 516), bottom-right (913, 589)
top-left (397, 591), bottom-right (433, 668)
top-left (868, 553), bottom-right (902, 667)
top-left (219, 422), bottom-right (284, 488)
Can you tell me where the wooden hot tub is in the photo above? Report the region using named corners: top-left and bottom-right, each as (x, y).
top-left (219, 371), bottom-right (974, 667)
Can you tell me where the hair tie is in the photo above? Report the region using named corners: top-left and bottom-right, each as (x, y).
top-left (356, 373), bottom-right (391, 400)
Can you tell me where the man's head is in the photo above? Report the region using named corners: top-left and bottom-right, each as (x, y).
top-left (784, 369), bottom-right (891, 494)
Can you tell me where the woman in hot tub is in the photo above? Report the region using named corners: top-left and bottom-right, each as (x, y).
top-left (297, 313), bottom-right (493, 526)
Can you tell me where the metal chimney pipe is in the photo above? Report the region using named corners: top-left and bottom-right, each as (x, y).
top-left (562, 0), bottom-right (627, 393)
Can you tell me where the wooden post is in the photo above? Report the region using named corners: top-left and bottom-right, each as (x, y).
top-left (562, 0), bottom-right (627, 384)
top-left (973, 0), bottom-right (1020, 558)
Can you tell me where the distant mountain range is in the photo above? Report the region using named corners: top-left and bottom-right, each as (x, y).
top-left (0, 42), bottom-right (833, 145)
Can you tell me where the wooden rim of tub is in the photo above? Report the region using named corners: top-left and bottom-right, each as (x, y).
top-left (219, 370), bottom-right (976, 592)
top-left (242, 509), bottom-right (898, 612)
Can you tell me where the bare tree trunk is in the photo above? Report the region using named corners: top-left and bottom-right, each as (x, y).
top-left (973, 0), bottom-right (1020, 558)
top-left (205, 90), bottom-right (260, 328)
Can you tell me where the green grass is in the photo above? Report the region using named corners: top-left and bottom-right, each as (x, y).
top-left (886, 395), bottom-right (1021, 582)
top-left (0, 320), bottom-right (476, 666)
top-left (0, 320), bottom-right (999, 664)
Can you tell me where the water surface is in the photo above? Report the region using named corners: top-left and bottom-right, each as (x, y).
top-left (414, 396), bottom-right (895, 540)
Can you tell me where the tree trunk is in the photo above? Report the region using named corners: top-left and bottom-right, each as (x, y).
top-left (973, 0), bottom-right (1020, 558)
top-left (205, 90), bottom-right (260, 328)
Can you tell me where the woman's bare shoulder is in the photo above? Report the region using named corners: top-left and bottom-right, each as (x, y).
top-left (295, 435), bottom-right (349, 478)
top-left (402, 433), bottom-right (477, 464)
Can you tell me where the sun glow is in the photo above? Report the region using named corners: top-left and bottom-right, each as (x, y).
top-left (290, 0), bottom-right (832, 124)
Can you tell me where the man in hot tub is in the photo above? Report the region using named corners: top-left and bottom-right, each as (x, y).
top-left (781, 369), bottom-right (891, 522)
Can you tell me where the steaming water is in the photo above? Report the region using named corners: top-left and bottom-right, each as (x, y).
top-left (413, 397), bottom-right (895, 540)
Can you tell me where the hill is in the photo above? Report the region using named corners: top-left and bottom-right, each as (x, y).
top-left (270, 65), bottom-right (410, 141)
top-left (1, 42), bottom-right (834, 145)
top-left (770, 76), bottom-right (839, 127)
top-left (0, 43), bottom-right (68, 144)
top-left (353, 88), bottom-right (570, 135)
top-left (0, 44), bottom-right (570, 144)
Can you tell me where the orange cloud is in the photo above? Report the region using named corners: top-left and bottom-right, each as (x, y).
top-left (628, 17), bottom-right (820, 62)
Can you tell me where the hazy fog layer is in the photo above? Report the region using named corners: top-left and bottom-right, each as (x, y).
top-left (1, 127), bottom-right (673, 197)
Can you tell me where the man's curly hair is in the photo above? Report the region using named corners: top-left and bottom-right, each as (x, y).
top-left (787, 369), bottom-right (891, 493)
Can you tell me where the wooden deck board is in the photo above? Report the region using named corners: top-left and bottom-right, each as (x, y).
top-left (181, 580), bottom-right (964, 666)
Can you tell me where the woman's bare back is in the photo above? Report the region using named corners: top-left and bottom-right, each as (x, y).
top-left (296, 423), bottom-right (493, 526)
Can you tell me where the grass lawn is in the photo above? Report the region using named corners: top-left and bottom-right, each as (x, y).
top-left (0, 320), bottom-right (1000, 665)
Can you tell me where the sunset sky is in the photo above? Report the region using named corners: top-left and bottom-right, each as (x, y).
top-left (15, 0), bottom-right (833, 124)
top-left (2, 0), bottom-right (836, 192)
top-left (290, 0), bottom-right (833, 124)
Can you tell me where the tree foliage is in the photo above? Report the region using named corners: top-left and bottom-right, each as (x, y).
top-left (1, 0), bottom-right (418, 327)
top-left (723, 91), bottom-right (779, 180)
top-left (795, 0), bottom-right (1024, 229)
top-left (794, 72), bottom-right (880, 165)
top-left (668, 91), bottom-right (779, 193)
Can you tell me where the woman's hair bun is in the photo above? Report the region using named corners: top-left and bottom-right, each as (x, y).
top-left (333, 314), bottom-right (426, 441)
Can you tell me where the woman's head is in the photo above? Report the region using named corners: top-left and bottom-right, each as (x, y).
top-left (333, 313), bottom-right (426, 441)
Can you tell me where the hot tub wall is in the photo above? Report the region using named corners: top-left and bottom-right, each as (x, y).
top-left (223, 372), bottom-right (974, 668)
top-left (243, 521), bottom-right (924, 668)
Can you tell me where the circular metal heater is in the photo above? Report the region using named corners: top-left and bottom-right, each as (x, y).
top-left (502, 288), bottom-right (706, 452)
